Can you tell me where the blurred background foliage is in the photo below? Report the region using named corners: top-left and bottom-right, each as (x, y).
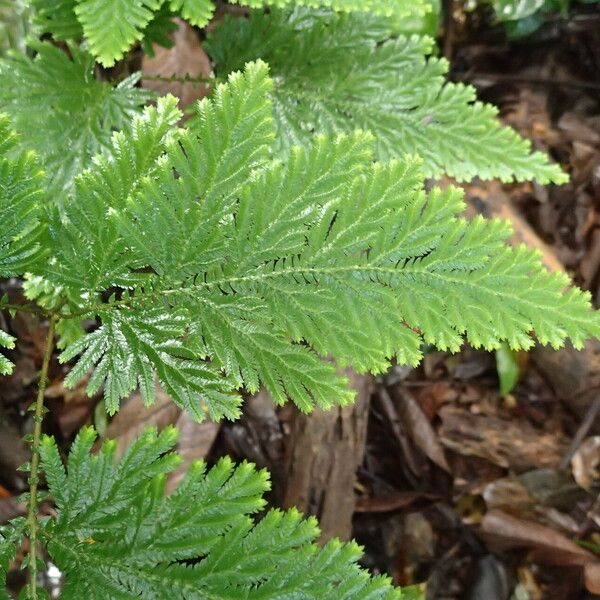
top-left (0, 0), bottom-right (30, 55)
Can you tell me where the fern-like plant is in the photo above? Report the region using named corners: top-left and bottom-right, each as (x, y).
top-left (0, 1), bottom-right (597, 598)
top-left (30, 0), bottom-right (426, 66)
top-left (206, 8), bottom-right (567, 183)
top-left (33, 425), bottom-right (404, 598)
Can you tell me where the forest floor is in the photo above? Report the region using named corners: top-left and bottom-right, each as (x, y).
top-left (2, 6), bottom-right (600, 599)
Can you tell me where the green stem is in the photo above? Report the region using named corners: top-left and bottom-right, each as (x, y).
top-left (141, 73), bottom-right (217, 86)
top-left (0, 302), bottom-right (49, 317)
top-left (26, 315), bottom-right (56, 599)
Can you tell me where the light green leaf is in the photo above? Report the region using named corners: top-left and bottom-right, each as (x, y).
top-left (75, 0), bottom-right (163, 67)
top-left (496, 343), bottom-right (520, 394)
top-left (0, 42), bottom-right (150, 195)
top-left (0, 328), bottom-right (15, 376)
top-left (54, 62), bottom-right (598, 423)
top-left (169, 0), bottom-right (214, 26)
top-left (60, 308), bottom-right (240, 421)
top-left (207, 9), bottom-right (566, 183)
top-left (0, 115), bottom-right (46, 278)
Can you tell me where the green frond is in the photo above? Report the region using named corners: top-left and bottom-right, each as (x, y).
top-left (31, 0), bottom-right (82, 41)
top-left (0, 328), bottom-right (15, 376)
top-left (0, 115), bottom-right (46, 278)
top-left (0, 521), bottom-right (22, 598)
top-left (32, 0), bottom-right (427, 66)
top-left (169, 0), bottom-right (214, 27)
top-left (48, 95), bottom-right (181, 294)
top-left (184, 293), bottom-right (355, 410)
top-left (31, 0), bottom-right (178, 59)
top-left (239, 0), bottom-right (427, 17)
top-left (22, 275), bottom-right (86, 349)
top-left (122, 61), bottom-right (275, 280)
top-left (59, 307), bottom-right (241, 420)
top-left (0, 42), bottom-right (150, 195)
top-left (206, 9), bottom-right (566, 183)
top-left (52, 60), bottom-right (597, 422)
top-left (57, 63), bottom-right (351, 418)
top-left (39, 427), bottom-right (400, 599)
top-left (74, 0), bottom-right (163, 67)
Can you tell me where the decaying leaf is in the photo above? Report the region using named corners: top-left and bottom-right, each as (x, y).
top-left (481, 509), bottom-right (595, 566)
top-left (439, 406), bottom-right (567, 472)
top-left (393, 388), bottom-right (450, 472)
top-left (571, 436), bottom-right (600, 491)
top-left (142, 18), bottom-right (212, 108)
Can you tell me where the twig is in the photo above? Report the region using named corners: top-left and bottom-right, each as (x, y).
top-left (26, 315), bottom-right (56, 599)
top-left (560, 395), bottom-right (600, 470)
top-left (142, 73), bottom-right (216, 86)
top-left (0, 302), bottom-right (49, 317)
top-left (442, 0), bottom-right (455, 60)
top-left (456, 71), bottom-right (600, 93)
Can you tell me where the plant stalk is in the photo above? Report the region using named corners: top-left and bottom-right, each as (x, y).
top-left (26, 315), bottom-right (56, 599)
top-left (140, 73), bottom-right (217, 86)
top-left (0, 302), bottom-right (48, 317)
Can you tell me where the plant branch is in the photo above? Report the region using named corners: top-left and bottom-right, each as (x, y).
top-left (141, 73), bottom-right (217, 86)
top-left (65, 259), bottom-right (572, 323)
top-left (0, 302), bottom-right (49, 317)
top-left (26, 315), bottom-right (56, 599)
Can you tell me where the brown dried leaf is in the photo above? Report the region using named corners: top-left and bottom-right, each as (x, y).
top-left (571, 436), bottom-right (600, 491)
top-left (102, 385), bottom-right (219, 489)
top-left (584, 562), bottom-right (600, 594)
top-left (533, 340), bottom-right (600, 421)
top-left (142, 18), bottom-right (211, 108)
top-left (581, 229), bottom-right (600, 290)
top-left (393, 388), bottom-right (450, 472)
top-left (481, 509), bottom-right (594, 567)
top-left (355, 491), bottom-right (440, 513)
top-left (558, 112), bottom-right (600, 145)
top-left (413, 381), bottom-right (458, 421)
top-left (439, 406), bottom-right (567, 472)
top-left (167, 411), bottom-right (220, 492)
top-left (482, 477), bottom-right (534, 513)
top-left (103, 386), bottom-right (180, 456)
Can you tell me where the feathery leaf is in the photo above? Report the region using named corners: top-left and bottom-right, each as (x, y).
top-left (0, 42), bottom-right (150, 195)
top-left (31, 0), bottom-right (81, 40)
top-left (39, 427), bottom-right (401, 599)
top-left (75, 0), bottom-right (162, 67)
top-left (0, 115), bottom-right (46, 278)
top-left (0, 521), bottom-right (22, 598)
top-left (48, 95), bottom-right (181, 294)
top-left (48, 61), bottom-right (598, 422)
top-left (206, 9), bottom-right (566, 183)
top-left (31, 0), bottom-right (427, 66)
top-left (169, 0), bottom-right (214, 27)
top-left (60, 307), bottom-right (240, 420)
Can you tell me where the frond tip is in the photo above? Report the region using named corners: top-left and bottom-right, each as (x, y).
top-left (39, 427), bottom-right (402, 599)
top-left (0, 329), bottom-right (15, 376)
